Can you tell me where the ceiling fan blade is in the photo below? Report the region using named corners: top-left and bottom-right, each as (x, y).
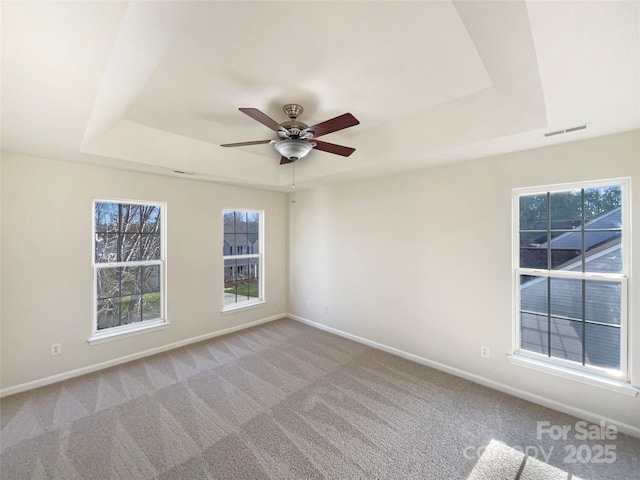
top-left (221, 139), bottom-right (272, 147)
top-left (303, 113), bottom-right (359, 138)
top-left (239, 108), bottom-right (287, 133)
top-left (280, 156), bottom-right (294, 165)
top-left (312, 139), bottom-right (356, 157)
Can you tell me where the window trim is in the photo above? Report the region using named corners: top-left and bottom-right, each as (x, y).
top-left (507, 354), bottom-right (638, 397)
top-left (89, 199), bottom-right (168, 344)
top-left (222, 209), bottom-right (264, 312)
top-left (512, 178), bottom-right (631, 382)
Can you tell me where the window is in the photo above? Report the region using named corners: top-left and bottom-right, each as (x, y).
top-left (92, 201), bottom-right (166, 341)
top-left (514, 180), bottom-right (628, 380)
top-left (223, 209), bottom-right (262, 309)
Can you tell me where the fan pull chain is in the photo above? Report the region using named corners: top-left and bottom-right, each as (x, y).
top-left (291, 161), bottom-right (296, 203)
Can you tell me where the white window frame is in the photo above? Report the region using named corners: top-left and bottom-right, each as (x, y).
top-left (222, 209), bottom-right (264, 312)
top-left (512, 178), bottom-right (630, 382)
top-left (89, 199), bottom-right (168, 344)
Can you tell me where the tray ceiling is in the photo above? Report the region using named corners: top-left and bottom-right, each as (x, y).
top-left (2, 1), bottom-right (638, 190)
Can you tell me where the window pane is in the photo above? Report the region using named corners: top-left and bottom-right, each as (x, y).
top-left (95, 202), bottom-right (119, 233)
top-left (142, 265), bottom-right (161, 294)
top-left (141, 205), bottom-right (161, 233)
top-left (237, 258), bottom-right (249, 281)
top-left (142, 293), bottom-right (161, 320)
top-left (121, 204), bottom-right (141, 233)
top-left (521, 312), bottom-right (548, 355)
top-left (550, 277), bottom-right (582, 320)
top-left (519, 193), bottom-right (547, 230)
top-left (248, 234), bottom-right (259, 254)
top-left (237, 234), bottom-right (250, 254)
top-left (97, 267), bottom-right (121, 299)
top-left (584, 242), bottom-right (622, 274)
top-left (247, 211), bottom-right (259, 233)
top-left (584, 186), bottom-right (622, 224)
top-left (585, 324), bottom-right (620, 369)
top-left (550, 317), bottom-right (583, 363)
top-left (119, 295), bottom-right (141, 325)
top-left (95, 233), bottom-right (118, 263)
top-left (223, 211), bottom-right (235, 234)
top-left (224, 234), bottom-right (236, 255)
top-left (141, 234), bottom-right (161, 261)
top-left (235, 211), bottom-right (248, 233)
top-left (520, 233), bottom-right (547, 269)
top-left (585, 281), bottom-right (620, 325)
top-left (224, 257), bottom-right (237, 278)
top-left (122, 233), bottom-right (140, 261)
top-left (551, 248), bottom-right (582, 271)
top-left (97, 298), bottom-right (119, 330)
top-left (120, 266), bottom-right (142, 297)
top-left (549, 190), bottom-right (581, 228)
top-left (520, 275), bottom-right (547, 314)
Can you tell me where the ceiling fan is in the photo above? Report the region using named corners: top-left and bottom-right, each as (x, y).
top-left (221, 104), bottom-right (359, 164)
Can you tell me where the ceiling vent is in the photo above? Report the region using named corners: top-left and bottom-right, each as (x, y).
top-left (544, 124), bottom-right (588, 137)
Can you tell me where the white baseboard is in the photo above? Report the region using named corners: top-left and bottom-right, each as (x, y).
top-left (0, 314), bottom-right (284, 398)
top-left (289, 314), bottom-right (640, 440)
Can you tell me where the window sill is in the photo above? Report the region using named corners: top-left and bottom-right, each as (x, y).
top-left (508, 354), bottom-right (638, 397)
top-left (222, 299), bottom-right (265, 315)
top-left (88, 319), bottom-right (170, 345)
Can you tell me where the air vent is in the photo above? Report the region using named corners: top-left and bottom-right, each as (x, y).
top-left (544, 124), bottom-right (587, 137)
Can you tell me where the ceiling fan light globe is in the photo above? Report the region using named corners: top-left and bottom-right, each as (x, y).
top-left (274, 139), bottom-right (313, 160)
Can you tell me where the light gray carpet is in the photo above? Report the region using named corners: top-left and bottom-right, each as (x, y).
top-left (1, 318), bottom-right (638, 479)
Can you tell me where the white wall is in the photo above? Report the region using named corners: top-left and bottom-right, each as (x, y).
top-left (288, 131), bottom-right (640, 432)
top-left (0, 152), bottom-right (288, 391)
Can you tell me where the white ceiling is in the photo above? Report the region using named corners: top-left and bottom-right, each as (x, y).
top-left (2, 1), bottom-right (639, 191)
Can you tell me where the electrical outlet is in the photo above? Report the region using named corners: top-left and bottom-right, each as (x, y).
top-left (306, 300), bottom-right (311, 309)
top-left (273, 297), bottom-right (278, 305)
top-left (51, 343), bottom-right (62, 356)
top-left (323, 305), bottom-right (329, 313)
top-left (480, 346), bottom-right (490, 359)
